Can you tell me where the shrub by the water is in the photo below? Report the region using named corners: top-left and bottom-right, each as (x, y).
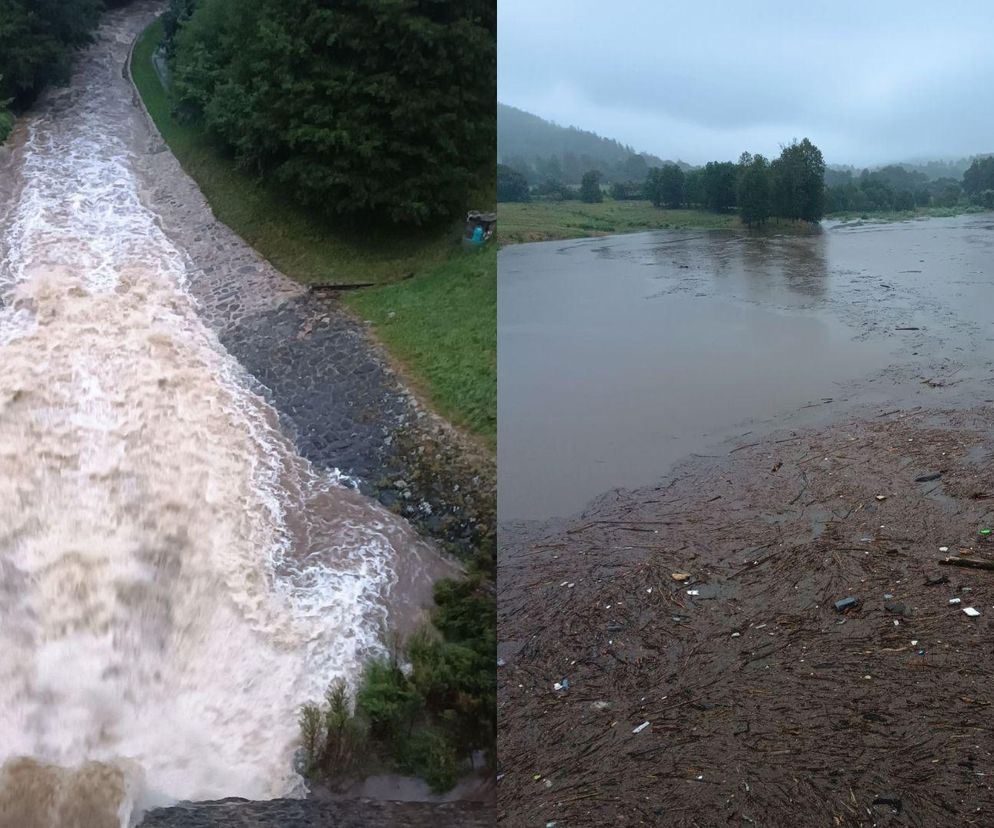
top-left (165, 0), bottom-right (495, 225)
top-left (300, 545), bottom-right (496, 793)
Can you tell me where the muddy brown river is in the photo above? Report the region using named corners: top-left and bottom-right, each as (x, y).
top-left (499, 216), bottom-right (994, 521)
top-left (0, 4), bottom-right (451, 825)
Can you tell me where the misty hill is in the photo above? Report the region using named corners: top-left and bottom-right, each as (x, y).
top-left (498, 103), bottom-right (687, 184)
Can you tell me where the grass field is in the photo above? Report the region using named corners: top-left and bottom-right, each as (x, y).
top-left (132, 19), bottom-right (495, 445)
top-left (497, 199), bottom-right (741, 244)
top-left (346, 246), bottom-right (496, 446)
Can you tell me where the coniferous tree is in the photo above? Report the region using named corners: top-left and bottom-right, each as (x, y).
top-left (580, 170), bottom-right (603, 203)
top-left (169, 0), bottom-right (495, 224)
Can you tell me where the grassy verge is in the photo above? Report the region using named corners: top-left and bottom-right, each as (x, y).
top-left (132, 19), bottom-right (495, 444)
top-left (497, 199), bottom-right (740, 244)
top-left (826, 205), bottom-right (989, 223)
top-left (344, 247), bottom-right (496, 446)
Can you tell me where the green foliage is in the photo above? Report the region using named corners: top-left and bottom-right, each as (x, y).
top-left (702, 160), bottom-right (738, 212)
top-left (298, 679), bottom-right (367, 778)
top-left (645, 164), bottom-right (684, 208)
top-left (736, 153), bottom-right (771, 226)
top-left (580, 170), bottom-right (603, 203)
top-left (963, 156), bottom-right (994, 201)
top-left (0, 0), bottom-right (101, 110)
top-left (770, 138), bottom-right (825, 222)
top-left (356, 658), bottom-right (422, 741)
top-left (167, 0), bottom-right (494, 225)
top-left (0, 85), bottom-right (12, 143)
top-left (497, 163), bottom-right (529, 202)
top-left (396, 728), bottom-right (459, 794)
top-left (609, 180), bottom-right (643, 201)
top-left (683, 168), bottom-right (705, 207)
top-left (306, 541), bottom-right (496, 793)
top-left (824, 163), bottom-right (976, 215)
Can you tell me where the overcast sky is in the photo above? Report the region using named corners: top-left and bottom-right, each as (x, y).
top-left (498, 1), bottom-right (994, 167)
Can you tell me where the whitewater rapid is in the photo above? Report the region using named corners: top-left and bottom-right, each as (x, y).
top-left (0, 6), bottom-right (444, 826)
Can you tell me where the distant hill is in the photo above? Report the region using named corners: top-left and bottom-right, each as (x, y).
top-left (497, 103), bottom-right (688, 184)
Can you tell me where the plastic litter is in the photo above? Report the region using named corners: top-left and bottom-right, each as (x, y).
top-left (875, 495), bottom-right (887, 501)
top-left (949, 598), bottom-right (961, 605)
top-left (834, 596), bottom-right (860, 612)
top-left (982, 529), bottom-right (993, 536)
top-left (963, 607), bottom-right (981, 617)
top-left (873, 793), bottom-right (902, 813)
top-left (686, 589), bottom-right (700, 596)
top-left (671, 573), bottom-right (691, 582)
top-left (497, 658), bottom-right (506, 667)
top-left (632, 721), bottom-right (651, 734)
top-left (553, 679), bottom-right (570, 691)
top-left (939, 546), bottom-right (949, 553)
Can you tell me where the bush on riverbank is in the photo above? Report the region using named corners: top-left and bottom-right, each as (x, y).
top-left (300, 546), bottom-right (496, 793)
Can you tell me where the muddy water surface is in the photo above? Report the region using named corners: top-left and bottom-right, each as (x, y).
top-left (0, 5), bottom-right (451, 825)
top-left (499, 217), bottom-right (994, 520)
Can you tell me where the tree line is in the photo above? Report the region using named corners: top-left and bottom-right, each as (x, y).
top-left (500, 138), bottom-right (827, 224)
top-left (163, 0), bottom-right (494, 226)
top-left (825, 158), bottom-right (994, 212)
top-left (500, 143), bottom-right (994, 222)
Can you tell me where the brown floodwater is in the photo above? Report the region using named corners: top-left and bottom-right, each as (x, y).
top-left (498, 215), bottom-right (994, 521)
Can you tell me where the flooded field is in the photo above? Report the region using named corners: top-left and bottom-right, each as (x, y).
top-left (498, 216), bottom-right (994, 521)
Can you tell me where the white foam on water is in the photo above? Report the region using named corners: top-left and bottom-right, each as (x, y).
top-left (0, 9), bottom-right (442, 826)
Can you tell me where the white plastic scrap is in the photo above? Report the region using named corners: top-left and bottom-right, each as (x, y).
top-left (950, 598), bottom-right (962, 605)
top-left (964, 607), bottom-right (981, 617)
top-left (632, 721), bottom-right (651, 734)
top-left (687, 590), bottom-right (700, 596)
top-left (939, 546), bottom-right (949, 553)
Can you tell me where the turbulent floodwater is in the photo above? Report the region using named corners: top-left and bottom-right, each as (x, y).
top-left (499, 217), bottom-right (994, 520)
top-left (0, 7), bottom-right (445, 826)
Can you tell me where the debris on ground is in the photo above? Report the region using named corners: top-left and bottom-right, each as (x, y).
top-left (833, 596), bottom-right (860, 612)
top-left (499, 409), bottom-right (994, 826)
top-left (632, 722), bottom-right (650, 734)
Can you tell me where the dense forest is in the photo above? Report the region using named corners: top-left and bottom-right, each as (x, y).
top-left (163, 0), bottom-right (494, 225)
top-left (2, 0), bottom-right (495, 228)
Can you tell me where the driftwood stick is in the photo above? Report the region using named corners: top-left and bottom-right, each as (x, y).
top-left (938, 556), bottom-right (994, 571)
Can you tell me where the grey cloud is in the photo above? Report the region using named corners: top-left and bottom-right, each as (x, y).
top-left (499, 0), bottom-right (994, 165)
